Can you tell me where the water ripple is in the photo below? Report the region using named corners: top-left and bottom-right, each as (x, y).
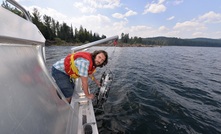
top-left (46, 46), bottom-right (221, 134)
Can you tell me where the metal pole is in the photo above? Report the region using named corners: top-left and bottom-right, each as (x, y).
top-left (71, 35), bottom-right (118, 52)
top-left (6, 0), bottom-right (32, 22)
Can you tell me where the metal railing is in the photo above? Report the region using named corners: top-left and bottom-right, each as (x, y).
top-left (6, 0), bottom-right (32, 22)
top-left (71, 35), bottom-right (118, 52)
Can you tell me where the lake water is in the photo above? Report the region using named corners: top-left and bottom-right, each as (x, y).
top-left (45, 46), bottom-right (221, 134)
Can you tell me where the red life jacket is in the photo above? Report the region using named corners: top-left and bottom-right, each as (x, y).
top-left (64, 52), bottom-right (96, 78)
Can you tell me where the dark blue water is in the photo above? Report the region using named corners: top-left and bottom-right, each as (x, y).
top-left (45, 46), bottom-right (221, 134)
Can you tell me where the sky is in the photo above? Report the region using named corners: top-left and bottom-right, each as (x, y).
top-left (15, 0), bottom-right (221, 39)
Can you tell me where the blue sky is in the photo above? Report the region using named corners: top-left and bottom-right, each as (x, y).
top-left (16, 0), bottom-right (221, 39)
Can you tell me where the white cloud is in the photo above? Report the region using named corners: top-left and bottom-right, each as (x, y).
top-left (130, 25), bottom-right (152, 32)
top-left (122, 25), bottom-right (156, 38)
top-left (171, 11), bottom-right (221, 36)
top-left (112, 20), bottom-right (128, 31)
top-left (90, 20), bottom-right (130, 37)
top-left (112, 8), bottom-right (137, 19)
top-left (167, 16), bottom-right (175, 20)
top-left (198, 11), bottom-right (221, 23)
top-left (73, 0), bottom-right (121, 13)
top-left (125, 10), bottom-right (137, 17)
top-left (73, 2), bottom-right (96, 13)
top-left (143, 0), bottom-right (166, 14)
top-left (173, 21), bottom-right (206, 31)
top-left (15, 0), bottom-right (30, 2)
top-left (25, 5), bottom-right (116, 36)
top-left (25, 6), bottom-right (68, 21)
top-left (112, 13), bottom-right (124, 19)
top-left (69, 14), bottom-right (112, 31)
top-left (79, 14), bottom-right (111, 24)
top-left (159, 26), bottom-right (169, 32)
top-left (173, 0), bottom-right (184, 5)
top-left (192, 32), bottom-right (205, 37)
top-left (166, 30), bottom-right (180, 37)
top-left (158, 0), bottom-right (165, 4)
top-left (168, 11), bottom-right (221, 38)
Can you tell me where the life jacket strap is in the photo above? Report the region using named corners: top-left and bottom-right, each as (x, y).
top-left (69, 53), bottom-right (80, 79)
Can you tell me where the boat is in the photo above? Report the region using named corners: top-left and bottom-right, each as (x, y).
top-left (0, 0), bottom-right (118, 133)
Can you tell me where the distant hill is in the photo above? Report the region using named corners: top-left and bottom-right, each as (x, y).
top-left (142, 37), bottom-right (221, 47)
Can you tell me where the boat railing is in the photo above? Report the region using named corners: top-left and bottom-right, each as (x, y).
top-left (6, 0), bottom-right (32, 22)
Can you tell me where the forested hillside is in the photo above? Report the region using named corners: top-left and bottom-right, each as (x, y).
top-left (142, 37), bottom-right (221, 47)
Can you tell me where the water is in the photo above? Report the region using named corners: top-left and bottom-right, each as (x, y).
top-left (45, 46), bottom-right (221, 134)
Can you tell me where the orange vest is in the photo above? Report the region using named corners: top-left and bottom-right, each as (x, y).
top-left (64, 52), bottom-right (96, 79)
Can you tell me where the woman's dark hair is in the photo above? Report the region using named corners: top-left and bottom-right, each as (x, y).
top-left (91, 50), bottom-right (108, 67)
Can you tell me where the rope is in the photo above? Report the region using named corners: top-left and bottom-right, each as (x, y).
top-left (103, 40), bottom-right (117, 70)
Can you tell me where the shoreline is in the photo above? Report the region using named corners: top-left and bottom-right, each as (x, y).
top-left (46, 42), bottom-right (155, 47)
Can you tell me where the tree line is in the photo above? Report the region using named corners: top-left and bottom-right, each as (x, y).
top-left (2, 1), bottom-right (106, 45)
top-left (142, 37), bottom-right (221, 47)
top-left (120, 33), bottom-right (142, 44)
